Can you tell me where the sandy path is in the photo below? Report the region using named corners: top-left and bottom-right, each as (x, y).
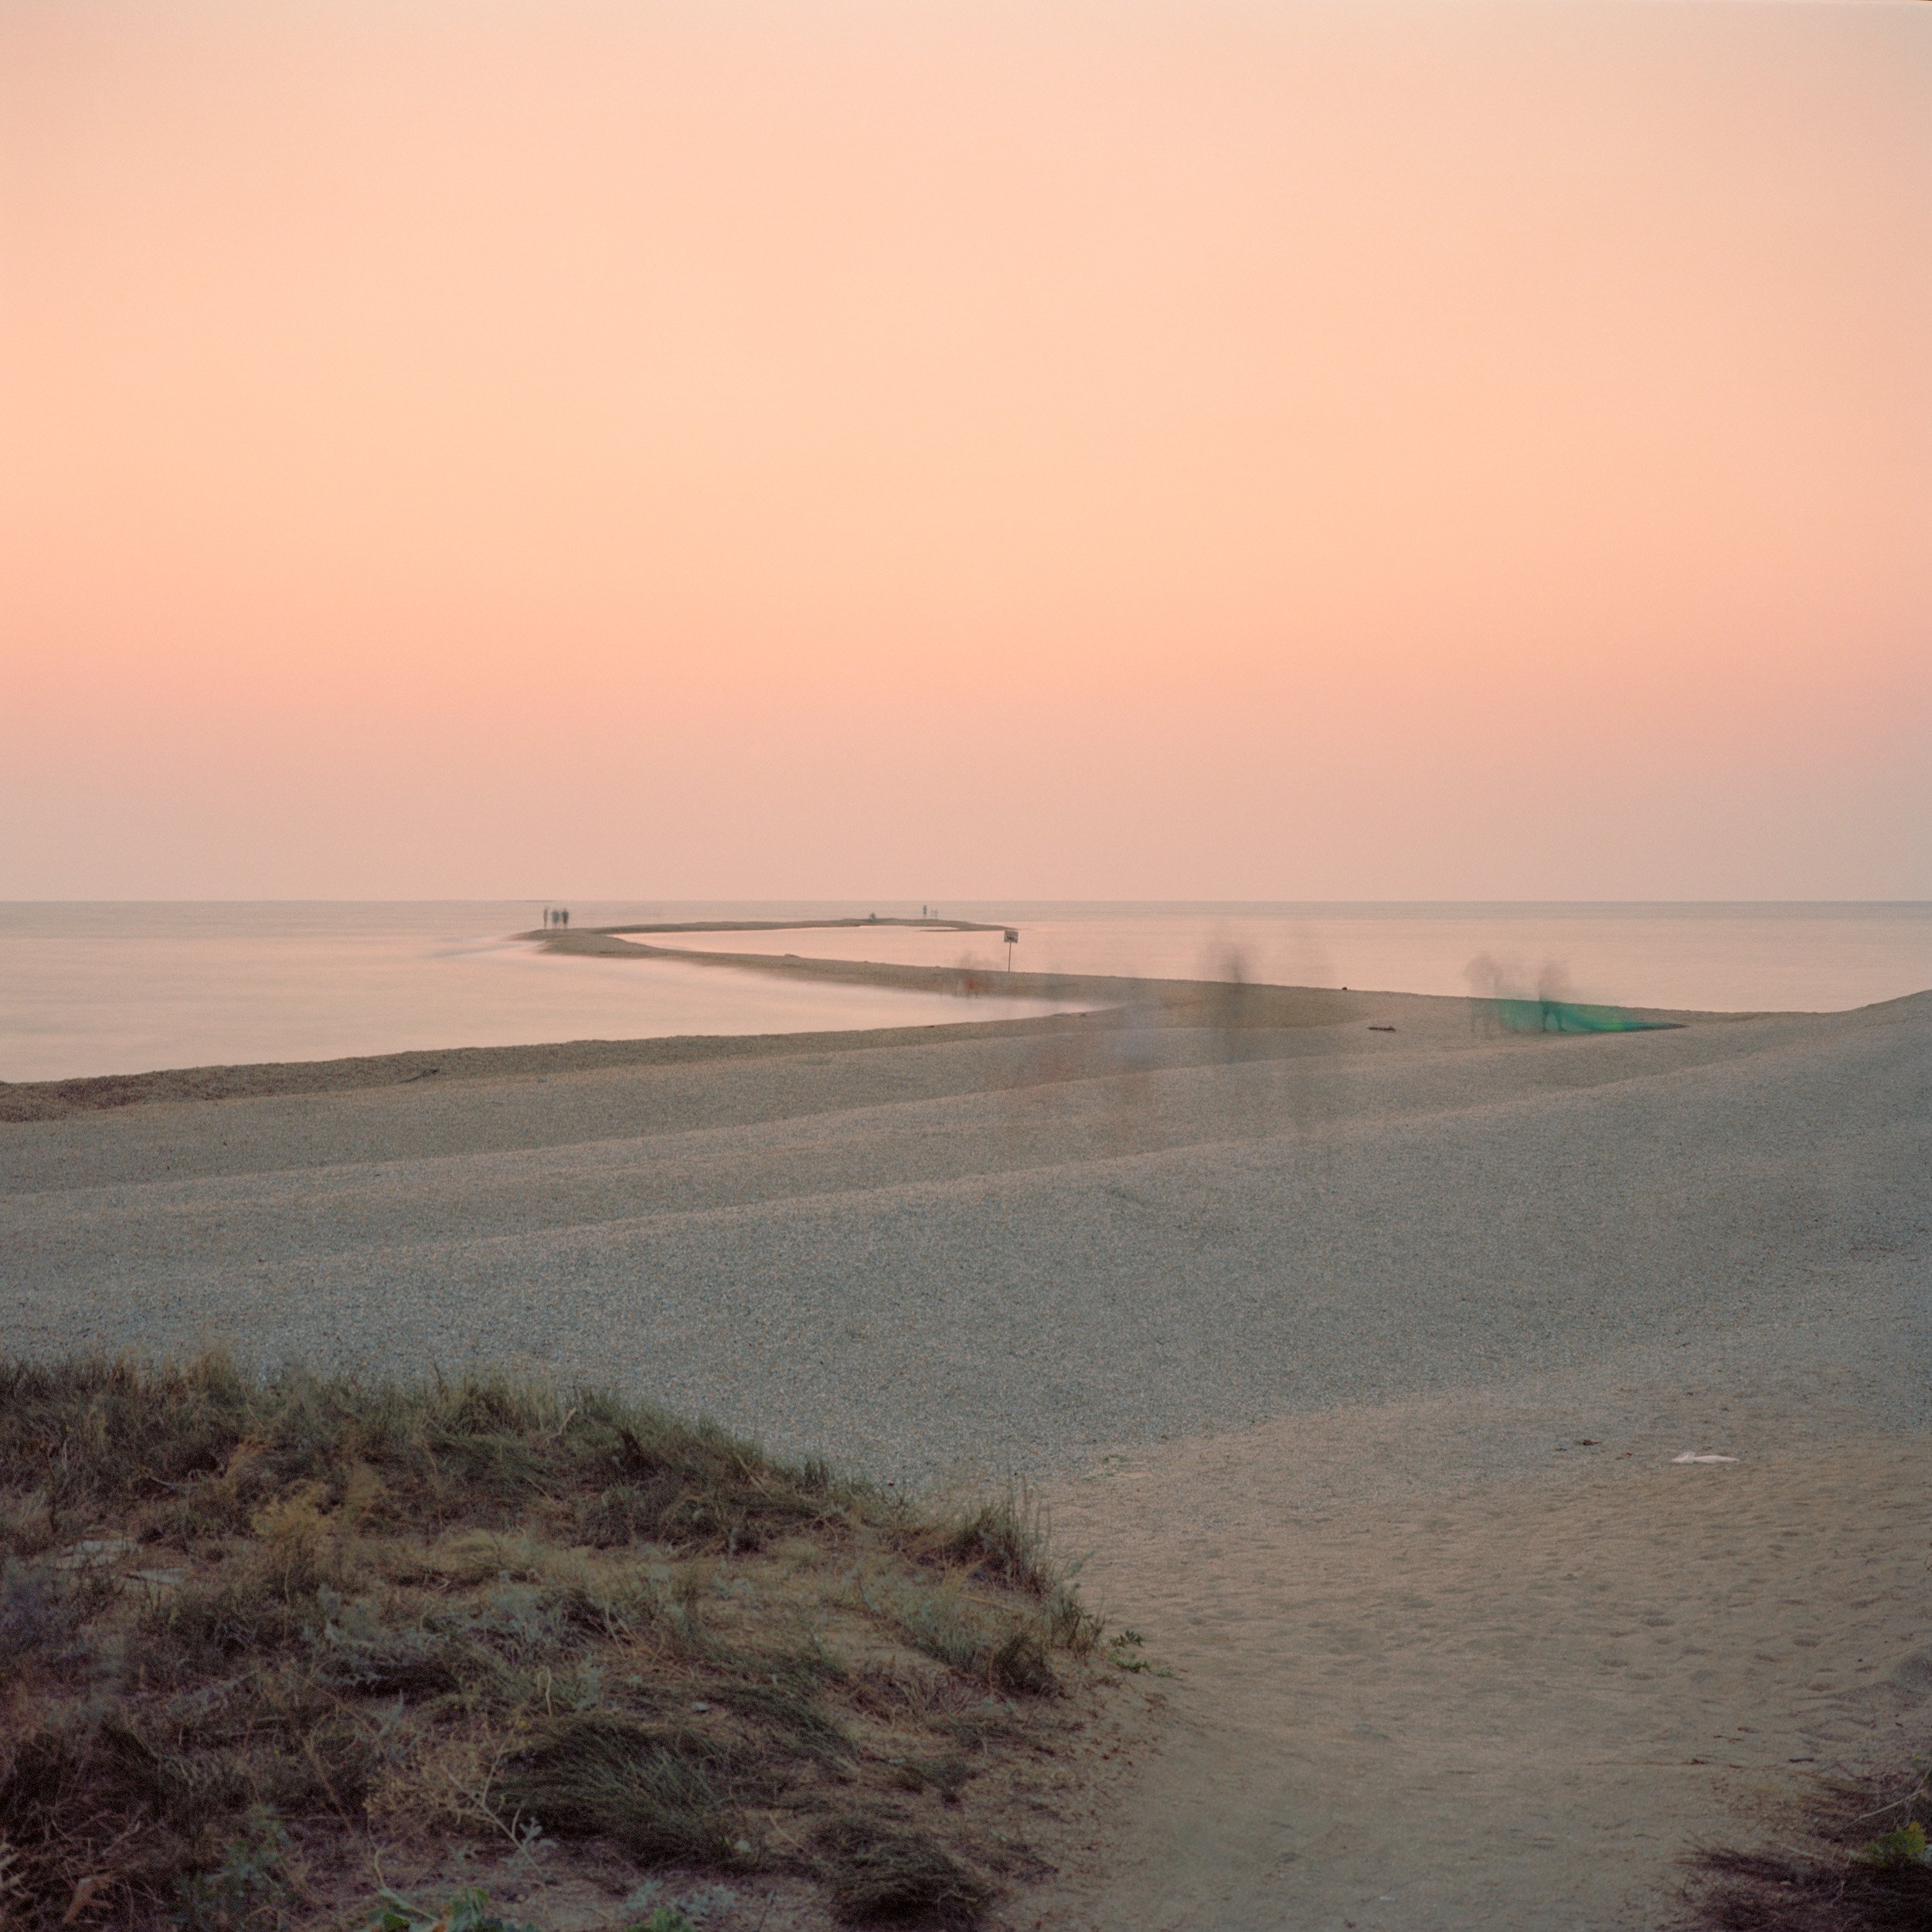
top-left (1029, 1375), bottom-right (1929, 1930)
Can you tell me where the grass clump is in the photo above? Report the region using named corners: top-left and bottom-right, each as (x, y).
top-left (1682, 1756), bottom-right (1932, 1930)
top-left (813, 1815), bottom-right (993, 1928)
top-left (498, 1713), bottom-right (757, 1865)
top-left (0, 1353), bottom-right (1112, 1929)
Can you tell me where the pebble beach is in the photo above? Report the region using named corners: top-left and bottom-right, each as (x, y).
top-left (5, 959), bottom-right (1927, 1927)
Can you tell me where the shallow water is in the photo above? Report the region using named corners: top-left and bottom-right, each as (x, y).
top-left (2, 901), bottom-right (1925, 1082)
top-left (0, 903), bottom-right (1087, 1082)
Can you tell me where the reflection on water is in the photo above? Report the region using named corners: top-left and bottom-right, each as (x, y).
top-left (2, 901), bottom-right (1924, 1083)
top-left (0, 904), bottom-right (1090, 1082)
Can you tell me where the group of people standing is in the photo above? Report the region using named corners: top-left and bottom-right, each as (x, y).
top-left (542, 907), bottom-right (571, 928)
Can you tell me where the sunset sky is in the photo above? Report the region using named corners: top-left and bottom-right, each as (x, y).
top-left (5, 0), bottom-right (1927, 901)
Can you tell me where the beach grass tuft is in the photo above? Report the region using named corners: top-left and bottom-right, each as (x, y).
top-left (0, 1353), bottom-right (1106, 1930)
top-left (1683, 1757), bottom-right (1932, 1930)
top-left (811, 1814), bottom-right (993, 1927)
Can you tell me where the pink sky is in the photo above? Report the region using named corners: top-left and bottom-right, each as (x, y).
top-left (5, 1), bottom-right (1927, 900)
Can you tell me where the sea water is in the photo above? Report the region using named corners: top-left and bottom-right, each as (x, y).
top-left (2, 901), bottom-right (1925, 1083)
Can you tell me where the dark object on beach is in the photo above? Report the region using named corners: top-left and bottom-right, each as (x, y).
top-left (1368, 1024), bottom-right (1396, 1032)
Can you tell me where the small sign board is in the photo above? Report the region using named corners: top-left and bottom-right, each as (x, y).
top-left (1004, 929), bottom-right (1019, 944)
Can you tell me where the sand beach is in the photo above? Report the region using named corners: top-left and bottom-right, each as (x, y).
top-left (3, 950), bottom-right (1927, 1927)
top-left (13, 0), bottom-right (1928, 1913)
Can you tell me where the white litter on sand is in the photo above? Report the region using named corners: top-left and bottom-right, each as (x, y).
top-left (1672, 1451), bottom-right (1738, 1464)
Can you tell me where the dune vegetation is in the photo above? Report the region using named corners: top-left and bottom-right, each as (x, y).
top-left (0, 1356), bottom-right (1112, 1931)
top-left (1683, 1760), bottom-right (1932, 1932)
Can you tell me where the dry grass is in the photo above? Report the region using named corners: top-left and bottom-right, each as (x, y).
top-left (1681, 1757), bottom-right (1932, 1931)
top-left (0, 1355), bottom-right (1109, 1931)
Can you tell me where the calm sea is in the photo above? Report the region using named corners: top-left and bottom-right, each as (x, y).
top-left (2, 902), bottom-right (1926, 1084)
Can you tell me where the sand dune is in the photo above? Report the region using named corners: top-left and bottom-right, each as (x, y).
top-left (3, 982), bottom-right (1926, 1926)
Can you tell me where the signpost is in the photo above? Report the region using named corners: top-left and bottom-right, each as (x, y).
top-left (1004, 928), bottom-right (1019, 971)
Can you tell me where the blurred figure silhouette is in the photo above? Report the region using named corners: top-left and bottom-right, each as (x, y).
top-left (1465, 951), bottom-right (1668, 1033)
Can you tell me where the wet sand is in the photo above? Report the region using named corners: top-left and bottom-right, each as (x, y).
top-left (3, 965), bottom-right (1926, 1927)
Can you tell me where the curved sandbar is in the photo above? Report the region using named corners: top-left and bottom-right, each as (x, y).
top-left (527, 918), bottom-right (1699, 1039)
top-left (578, 915), bottom-right (1009, 937)
top-left (3, 913), bottom-right (1701, 1123)
top-left (530, 919), bottom-right (1369, 1020)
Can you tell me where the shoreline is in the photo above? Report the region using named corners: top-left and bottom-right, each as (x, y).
top-left (0, 1008), bottom-right (1101, 1123)
top-left (2, 941), bottom-right (1747, 1121)
top-left (5, 909), bottom-right (1902, 1114)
